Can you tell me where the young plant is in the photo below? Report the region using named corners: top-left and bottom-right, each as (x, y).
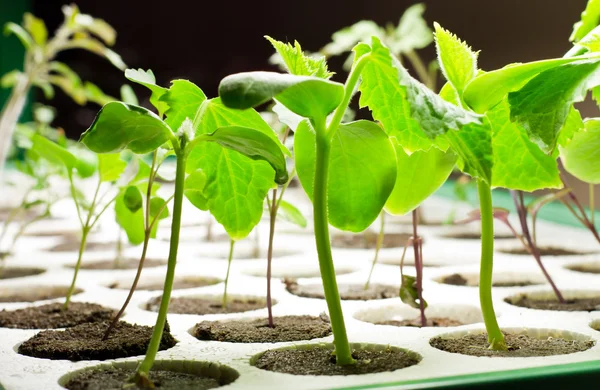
top-left (0, 4), bottom-right (125, 172)
top-left (82, 69), bottom-right (288, 385)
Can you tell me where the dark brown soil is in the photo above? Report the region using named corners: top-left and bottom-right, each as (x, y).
top-left (0, 286), bottom-right (82, 303)
top-left (0, 266), bottom-right (45, 280)
top-left (68, 258), bottom-right (166, 270)
top-left (430, 332), bottom-right (594, 357)
top-left (145, 296), bottom-right (268, 315)
top-left (442, 232), bottom-right (515, 240)
top-left (64, 367), bottom-right (222, 390)
top-left (48, 240), bottom-right (128, 253)
top-left (506, 294), bottom-right (600, 311)
top-left (440, 273), bottom-right (537, 288)
top-left (0, 302), bottom-right (114, 329)
top-left (254, 346), bottom-right (419, 375)
top-left (285, 280), bottom-right (397, 300)
top-left (18, 321), bottom-right (177, 361)
top-left (108, 276), bottom-right (219, 291)
top-left (331, 233), bottom-right (412, 249)
top-left (194, 315), bottom-right (332, 343)
top-left (566, 263), bottom-right (600, 274)
top-left (498, 246), bottom-right (589, 256)
top-left (376, 317), bottom-right (463, 328)
top-left (22, 230), bottom-right (77, 238)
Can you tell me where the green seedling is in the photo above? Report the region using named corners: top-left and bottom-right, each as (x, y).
top-left (82, 68), bottom-right (288, 385)
top-left (0, 4), bottom-right (125, 172)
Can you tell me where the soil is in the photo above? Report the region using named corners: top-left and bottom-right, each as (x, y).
top-left (331, 233), bottom-right (412, 249)
top-left (0, 266), bottom-right (45, 280)
top-left (49, 240), bottom-right (128, 253)
top-left (505, 294), bottom-right (600, 311)
top-left (440, 273), bottom-right (537, 288)
top-left (498, 246), bottom-right (588, 256)
top-left (18, 321), bottom-right (177, 361)
top-left (442, 232), bottom-right (515, 240)
top-left (376, 317), bottom-right (463, 328)
top-left (430, 332), bottom-right (595, 357)
top-left (254, 346), bottom-right (419, 375)
top-left (64, 367), bottom-right (222, 390)
top-left (22, 230), bottom-right (77, 238)
top-left (566, 263), bottom-right (600, 274)
top-left (108, 276), bottom-right (220, 291)
top-left (0, 285), bottom-right (82, 303)
top-left (285, 280), bottom-right (397, 300)
top-left (145, 296), bottom-right (268, 315)
top-left (0, 302), bottom-right (114, 329)
top-left (69, 258), bottom-right (166, 270)
top-left (194, 315), bottom-right (332, 343)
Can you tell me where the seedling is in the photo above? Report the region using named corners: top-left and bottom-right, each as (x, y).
top-left (82, 68), bottom-right (288, 385)
top-left (0, 5), bottom-right (125, 172)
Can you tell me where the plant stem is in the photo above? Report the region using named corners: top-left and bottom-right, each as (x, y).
top-left (412, 209), bottom-right (426, 327)
top-left (477, 180), bottom-right (506, 351)
top-left (313, 129), bottom-right (354, 365)
top-left (590, 184), bottom-right (595, 227)
top-left (206, 216), bottom-right (213, 242)
top-left (266, 188), bottom-right (277, 327)
top-left (0, 76), bottom-right (31, 175)
top-left (222, 239), bottom-right (235, 308)
top-left (114, 229), bottom-right (123, 269)
top-left (364, 211), bottom-right (385, 290)
top-left (64, 227), bottom-right (89, 309)
top-left (561, 175), bottom-right (600, 243)
top-left (135, 146), bottom-right (186, 381)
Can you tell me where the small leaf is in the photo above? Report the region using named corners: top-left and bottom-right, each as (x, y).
top-left (98, 153), bottom-right (127, 182)
top-left (560, 118), bottom-right (600, 184)
top-left (321, 20), bottom-right (383, 57)
top-left (123, 185), bottom-right (143, 212)
top-left (277, 200), bottom-right (307, 228)
top-left (115, 190), bottom-right (144, 245)
top-left (266, 36), bottom-right (333, 79)
top-left (577, 25), bottom-right (600, 52)
top-left (219, 71), bottom-right (344, 120)
top-left (120, 85), bottom-right (139, 105)
top-left (160, 79), bottom-right (207, 131)
top-left (66, 38), bottom-right (126, 70)
top-left (150, 197), bottom-right (169, 220)
top-left (400, 275), bottom-right (427, 310)
top-left (433, 22), bottom-right (478, 94)
top-left (23, 13), bottom-right (47, 46)
top-left (84, 81), bottom-right (115, 106)
top-left (4, 22), bottom-right (33, 49)
top-left (81, 102), bottom-right (173, 154)
top-left (184, 169), bottom-right (208, 211)
top-left (1, 70), bottom-right (22, 89)
top-left (31, 133), bottom-right (77, 171)
top-left (571, 0), bottom-right (600, 43)
top-left (73, 13), bottom-right (116, 45)
top-left (391, 3), bottom-right (433, 53)
top-left (125, 69), bottom-right (169, 116)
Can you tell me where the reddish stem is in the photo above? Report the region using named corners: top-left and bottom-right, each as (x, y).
top-left (266, 188), bottom-right (277, 328)
top-left (412, 209), bottom-right (426, 327)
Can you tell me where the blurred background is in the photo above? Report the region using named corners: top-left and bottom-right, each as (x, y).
top-left (0, 0), bottom-right (596, 201)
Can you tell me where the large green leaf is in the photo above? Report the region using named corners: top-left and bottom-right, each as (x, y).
top-left (31, 133), bottom-right (77, 171)
top-left (508, 60), bottom-right (600, 152)
top-left (384, 141), bottom-right (456, 215)
top-left (98, 153), bottom-right (127, 182)
top-left (160, 79), bottom-right (207, 131)
top-left (81, 102), bottom-right (173, 154)
top-left (433, 22), bottom-right (478, 94)
top-left (219, 71), bottom-right (344, 120)
top-left (487, 100), bottom-right (561, 191)
top-left (295, 120), bottom-right (397, 232)
top-left (560, 118), bottom-right (600, 184)
top-left (184, 169), bottom-right (208, 211)
top-left (571, 0), bottom-right (600, 43)
top-left (124, 69), bottom-right (169, 116)
top-left (187, 98), bottom-right (278, 240)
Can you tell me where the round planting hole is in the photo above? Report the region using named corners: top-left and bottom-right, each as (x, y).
top-left (251, 342), bottom-right (421, 376)
top-left (0, 266), bottom-right (45, 280)
top-left (497, 246), bottom-right (592, 256)
top-left (590, 319), bottom-right (600, 332)
top-left (48, 240), bottom-right (128, 253)
top-left (192, 314), bottom-right (332, 343)
top-left (206, 247), bottom-right (299, 260)
top-left (505, 290), bottom-right (600, 312)
top-left (59, 359), bottom-right (239, 389)
top-left (0, 285), bottom-right (82, 303)
top-left (354, 303), bottom-right (483, 328)
top-left (331, 232), bottom-right (412, 249)
top-left (66, 258), bottom-right (166, 271)
top-left (144, 294), bottom-right (272, 315)
top-left (285, 280), bottom-right (397, 301)
top-left (107, 275), bottom-right (220, 291)
top-left (565, 262), bottom-right (600, 274)
top-left (18, 320), bottom-right (176, 361)
top-left (441, 231), bottom-right (515, 240)
top-left (430, 328), bottom-right (595, 357)
top-left (436, 272), bottom-right (546, 288)
top-left (0, 302), bottom-right (114, 329)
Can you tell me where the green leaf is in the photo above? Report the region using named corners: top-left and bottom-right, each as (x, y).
top-left (295, 120), bottom-right (397, 232)
top-left (463, 56), bottom-right (595, 113)
top-left (69, 144), bottom-right (98, 179)
top-left (3, 22), bottom-right (33, 49)
top-left (487, 100), bottom-right (561, 191)
top-left (571, 0), bottom-right (600, 43)
top-left (219, 71), bottom-right (344, 120)
top-left (384, 141), bottom-right (457, 215)
top-left (98, 153), bottom-right (127, 182)
top-left (1, 70), bottom-right (22, 89)
top-left (120, 85), bottom-right (139, 105)
top-left (321, 20), bottom-right (383, 57)
top-left (433, 22), bottom-right (478, 94)
top-left (84, 81), bottom-right (115, 106)
top-left (123, 185), bottom-right (143, 212)
top-left (184, 169), bottom-right (208, 211)
top-left (66, 38), bottom-right (126, 70)
top-left (577, 25), bottom-right (600, 52)
top-left (81, 102), bottom-right (173, 154)
top-left (115, 190), bottom-right (145, 245)
top-left (444, 121), bottom-right (493, 184)
top-left (400, 274), bottom-right (427, 310)
top-left (23, 13), bottom-right (47, 46)
top-left (31, 133), bottom-right (77, 171)
top-left (32, 79), bottom-right (55, 99)
top-left (266, 36), bottom-right (333, 79)
top-left (196, 126), bottom-right (289, 184)
top-left (390, 3), bottom-right (433, 53)
top-left (187, 98), bottom-right (279, 239)
top-left (150, 197), bottom-right (169, 220)
top-left (73, 13), bottom-right (116, 45)
top-left (558, 107), bottom-right (585, 148)
top-left (48, 74), bottom-right (86, 105)
top-left (277, 200), bottom-right (307, 228)
top-left (560, 118), bottom-right (600, 184)
top-left (508, 59), bottom-right (600, 152)
top-left (160, 79), bottom-right (207, 131)
top-left (125, 69), bottom-right (168, 116)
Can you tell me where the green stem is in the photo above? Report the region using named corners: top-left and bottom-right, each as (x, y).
top-left (364, 211), bottom-right (385, 290)
top-left (477, 180), bottom-right (506, 351)
top-left (135, 147), bottom-right (187, 380)
top-left (64, 227), bottom-right (89, 309)
top-left (222, 239), bottom-right (235, 308)
top-left (266, 189), bottom-right (277, 327)
top-left (313, 124), bottom-right (354, 365)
